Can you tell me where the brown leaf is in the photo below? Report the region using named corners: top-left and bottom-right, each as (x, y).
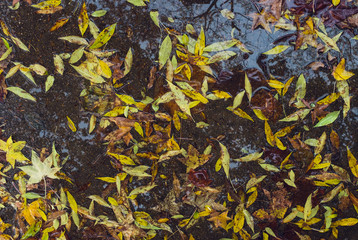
top-left (147, 66), bottom-right (157, 89)
top-left (307, 61), bottom-right (325, 71)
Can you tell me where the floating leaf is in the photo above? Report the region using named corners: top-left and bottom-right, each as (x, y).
top-left (45, 75), bottom-right (54, 92)
top-left (263, 45), bottom-right (290, 55)
top-left (66, 116), bottom-right (77, 132)
top-left (314, 111), bottom-right (340, 127)
top-left (207, 51), bottom-right (236, 64)
top-left (7, 86), bottom-right (36, 102)
top-left (89, 23), bottom-right (116, 49)
top-left (159, 35), bottom-right (172, 70)
top-left (91, 10), bottom-right (107, 17)
top-left (78, 3), bottom-right (89, 36)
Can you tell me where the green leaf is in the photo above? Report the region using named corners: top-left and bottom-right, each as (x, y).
top-left (263, 45), bottom-right (290, 55)
top-left (91, 10), bottom-right (107, 17)
top-left (45, 75), bottom-right (55, 92)
top-left (66, 191), bottom-right (78, 213)
top-left (22, 192), bottom-right (42, 199)
top-left (71, 64), bottom-right (105, 83)
top-left (129, 184), bottom-right (157, 196)
top-left (10, 35), bottom-right (29, 52)
top-left (0, 46), bottom-right (12, 61)
top-left (127, 0), bottom-right (147, 6)
top-left (19, 150), bottom-right (61, 184)
top-left (150, 11), bottom-right (160, 27)
top-left (69, 46), bottom-right (85, 64)
top-left (88, 195), bottom-right (111, 208)
top-left (7, 86), bottom-right (36, 102)
top-left (89, 23), bottom-right (117, 49)
top-left (279, 109), bottom-right (311, 122)
top-left (219, 142), bottom-right (230, 178)
top-left (314, 111), bottom-right (340, 127)
top-left (159, 35), bottom-right (172, 69)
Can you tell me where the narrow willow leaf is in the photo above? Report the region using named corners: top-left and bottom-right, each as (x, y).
top-left (54, 54), bottom-right (64, 75)
top-left (66, 116), bottom-right (77, 132)
top-left (72, 64), bottom-right (105, 83)
top-left (316, 30), bottom-right (340, 52)
top-left (186, 24), bottom-right (196, 35)
top-left (22, 192), bottom-right (41, 199)
top-left (89, 23), bottom-right (116, 49)
top-left (124, 48), bottom-right (133, 76)
top-left (304, 193), bottom-right (312, 222)
top-left (332, 218), bottom-right (358, 227)
top-left (194, 27), bottom-right (205, 56)
top-left (150, 11), bottom-right (160, 28)
top-left (232, 90), bottom-right (245, 109)
top-left (314, 111), bottom-right (340, 127)
top-left (279, 109), bottom-right (311, 122)
top-left (89, 20), bottom-right (100, 39)
top-left (337, 80), bottom-right (350, 118)
top-left (347, 147), bottom-right (358, 178)
top-left (59, 36), bottom-right (88, 45)
top-left (50, 18), bottom-right (69, 32)
top-left (69, 46), bottom-right (85, 64)
top-left (89, 115), bottom-right (96, 134)
top-left (207, 51), bottom-right (236, 64)
top-left (219, 142), bottom-right (230, 179)
top-left (245, 73), bottom-right (252, 102)
top-left (116, 176), bottom-right (121, 194)
top-left (265, 121), bottom-right (275, 146)
top-left (66, 191), bottom-right (78, 213)
top-left (127, 0), bottom-right (147, 6)
top-left (7, 87), bottom-right (36, 102)
top-left (91, 10), bottom-right (107, 17)
top-left (10, 35), bottom-right (29, 52)
top-left (45, 75), bottom-right (55, 92)
top-left (263, 45), bottom-right (290, 55)
top-left (259, 163), bottom-right (280, 172)
top-left (246, 175), bottom-right (266, 191)
top-left (88, 195), bottom-right (110, 208)
top-left (122, 165), bottom-right (151, 177)
top-left (167, 81), bottom-right (191, 117)
top-left (78, 2), bottom-right (89, 36)
top-left (129, 184), bottom-right (157, 196)
top-left (0, 46), bottom-right (12, 61)
top-left (234, 151), bottom-right (263, 162)
top-left (203, 40), bottom-right (237, 52)
top-left (31, 0), bottom-right (61, 9)
top-left (159, 35), bottom-right (172, 70)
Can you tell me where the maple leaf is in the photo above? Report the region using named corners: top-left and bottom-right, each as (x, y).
top-left (0, 136), bottom-right (29, 167)
top-left (208, 210), bottom-right (232, 229)
top-left (19, 150), bottom-right (61, 184)
top-left (332, 58), bottom-right (355, 81)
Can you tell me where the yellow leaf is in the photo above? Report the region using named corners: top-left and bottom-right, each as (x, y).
top-left (252, 109), bottom-right (268, 120)
top-left (31, 0), bottom-right (61, 9)
top-left (267, 79), bottom-right (285, 89)
top-left (89, 23), bottom-right (117, 49)
top-left (264, 121), bottom-right (275, 146)
top-left (332, 0), bottom-right (340, 7)
top-left (50, 18), bottom-right (69, 32)
top-left (99, 60), bottom-right (112, 78)
top-left (332, 218), bottom-right (358, 227)
top-left (66, 191), bottom-right (78, 213)
top-left (66, 116), bottom-right (76, 132)
top-left (173, 111), bottom-right (181, 131)
top-left (332, 58), bottom-right (354, 81)
top-left (195, 27), bottom-right (205, 56)
top-left (282, 76), bottom-right (294, 96)
top-left (212, 90), bottom-right (232, 99)
top-left (245, 73), bottom-right (252, 102)
top-left (263, 45), bottom-right (290, 55)
top-left (78, 2), bottom-right (89, 36)
top-left (219, 142), bottom-right (230, 178)
top-left (347, 147), bottom-right (358, 178)
top-left (107, 152), bottom-right (135, 165)
top-left (317, 92), bottom-right (340, 105)
top-left (230, 108), bottom-right (254, 122)
top-left (304, 193), bottom-right (312, 222)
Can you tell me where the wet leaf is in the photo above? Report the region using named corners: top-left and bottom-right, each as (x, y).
top-left (337, 80), bottom-right (350, 118)
top-left (279, 109), bottom-right (311, 122)
top-left (10, 35), bottom-right (29, 52)
top-left (66, 116), bottom-right (77, 132)
top-left (107, 152), bottom-right (135, 165)
top-left (219, 142), bottom-right (230, 178)
top-left (347, 147), bottom-right (358, 178)
top-left (316, 30), bottom-right (340, 52)
top-left (59, 36), bottom-right (88, 45)
top-left (332, 58), bottom-right (354, 81)
top-left (127, 0), bottom-right (147, 6)
top-left (265, 121), bottom-right (275, 147)
top-left (89, 23), bottom-right (117, 49)
top-left (6, 86), bottom-right (36, 102)
top-left (159, 35), bottom-right (172, 70)
top-left (195, 27), bottom-right (205, 56)
top-left (72, 64), bottom-right (105, 83)
top-left (0, 46), bottom-right (12, 61)
top-left (88, 195), bottom-right (110, 208)
top-left (221, 9), bottom-right (235, 20)
top-left (245, 72), bottom-right (252, 102)
top-left (304, 193), bottom-right (312, 222)
top-left (89, 114), bottom-right (96, 134)
top-left (31, 0), bottom-right (60, 9)
top-left (19, 150), bottom-right (61, 184)
top-left (232, 90), bottom-right (245, 109)
top-left (78, 2), bottom-right (89, 36)
top-left (129, 184), bottom-right (157, 196)
top-left (89, 20), bottom-right (100, 39)
top-left (91, 10), bottom-right (107, 17)
top-left (150, 11), bottom-right (160, 28)
top-left (263, 45), bottom-right (290, 55)
top-left (207, 51), bottom-right (236, 64)
top-left (332, 0), bottom-right (340, 6)
top-left (54, 54), bottom-right (64, 75)
top-left (123, 165), bottom-right (151, 177)
top-left (234, 151), bottom-right (263, 162)
top-left (66, 191), bottom-right (78, 213)
top-left (208, 211), bottom-right (232, 229)
top-left (69, 46), bottom-right (85, 64)
top-left (229, 108), bottom-right (254, 122)
top-left (246, 175), bottom-right (266, 191)
top-left (45, 75), bottom-right (54, 92)
top-left (167, 81), bottom-right (191, 117)
top-left (314, 111), bottom-right (340, 127)
top-left (204, 39), bottom-right (237, 52)
top-left (124, 48), bottom-right (133, 76)
top-left (332, 218), bottom-right (358, 227)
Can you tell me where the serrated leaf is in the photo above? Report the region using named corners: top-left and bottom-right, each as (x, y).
top-left (89, 23), bottom-right (116, 49)
top-left (314, 111), bottom-right (340, 127)
top-left (159, 35), bottom-right (172, 70)
top-left (129, 184), bottom-right (157, 196)
top-left (207, 51), bottom-right (236, 64)
top-left (91, 10), bottom-right (107, 17)
top-left (45, 75), bottom-right (55, 92)
top-left (7, 86), bottom-right (36, 102)
top-left (66, 116), bottom-right (77, 132)
top-left (219, 142), bottom-right (230, 179)
top-left (263, 45), bottom-right (290, 55)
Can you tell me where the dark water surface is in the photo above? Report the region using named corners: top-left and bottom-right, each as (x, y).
top-left (0, 0), bottom-right (358, 239)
